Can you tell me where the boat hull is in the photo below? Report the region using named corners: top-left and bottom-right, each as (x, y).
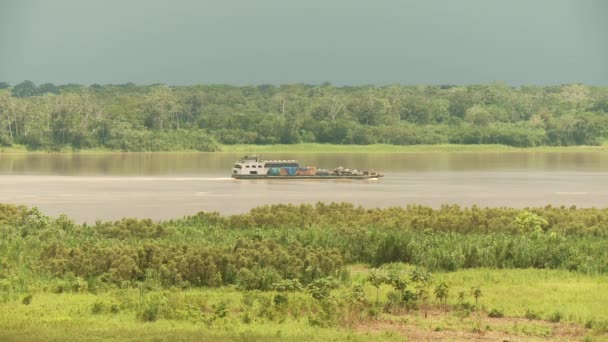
top-left (231, 174), bottom-right (383, 180)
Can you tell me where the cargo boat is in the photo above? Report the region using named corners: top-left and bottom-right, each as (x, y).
top-left (231, 155), bottom-right (383, 180)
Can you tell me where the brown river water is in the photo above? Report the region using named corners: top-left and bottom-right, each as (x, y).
top-left (1, 152), bottom-right (608, 222)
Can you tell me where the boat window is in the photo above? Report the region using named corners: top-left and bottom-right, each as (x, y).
top-left (264, 162), bottom-right (299, 168)
top-left (233, 164), bottom-right (242, 169)
top-left (252, 165), bottom-right (256, 168)
top-left (246, 165), bottom-right (250, 168)
top-left (250, 171), bottom-right (257, 175)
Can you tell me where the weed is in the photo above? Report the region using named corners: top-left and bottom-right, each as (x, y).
top-left (308, 315), bottom-right (322, 327)
top-left (213, 301), bottom-right (228, 319)
top-left (241, 312), bottom-right (252, 324)
top-left (471, 320), bottom-right (483, 333)
top-left (548, 311), bottom-right (563, 323)
top-left (349, 285), bottom-right (366, 304)
top-left (593, 320), bottom-right (608, 333)
top-left (470, 286), bottom-right (482, 308)
top-left (488, 308), bottom-right (504, 318)
top-left (273, 293), bottom-right (288, 307)
top-left (138, 302), bottom-right (159, 322)
top-left (21, 294), bottom-right (32, 305)
top-left (91, 301), bottom-right (104, 314)
top-left (525, 309), bottom-right (540, 320)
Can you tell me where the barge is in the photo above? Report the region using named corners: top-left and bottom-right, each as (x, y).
top-left (231, 155), bottom-right (383, 180)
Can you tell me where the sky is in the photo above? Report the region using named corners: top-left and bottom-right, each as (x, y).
top-left (0, 0), bottom-right (606, 86)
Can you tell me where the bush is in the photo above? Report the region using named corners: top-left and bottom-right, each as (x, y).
top-left (21, 294), bottom-right (33, 305)
top-left (138, 303), bottom-right (160, 322)
top-left (0, 132), bottom-right (12, 147)
top-left (488, 308), bottom-right (504, 318)
top-left (91, 301), bottom-right (105, 314)
top-left (548, 311), bottom-right (563, 323)
top-left (213, 302), bottom-right (228, 319)
top-left (525, 309), bottom-right (540, 320)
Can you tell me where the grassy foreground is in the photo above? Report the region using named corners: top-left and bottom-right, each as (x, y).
top-left (2, 203), bottom-right (608, 340)
top-left (1, 266), bottom-right (607, 341)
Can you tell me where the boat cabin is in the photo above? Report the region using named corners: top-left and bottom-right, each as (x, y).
top-left (232, 155), bottom-right (299, 176)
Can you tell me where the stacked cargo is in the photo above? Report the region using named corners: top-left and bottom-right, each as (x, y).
top-left (295, 166), bottom-right (317, 176)
top-left (315, 169), bottom-right (330, 176)
top-left (278, 166), bottom-right (298, 176)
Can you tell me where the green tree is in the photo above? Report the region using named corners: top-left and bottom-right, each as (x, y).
top-left (12, 81), bottom-right (38, 98)
top-left (39, 83), bottom-right (60, 95)
top-left (465, 105), bottom-right (492, 126)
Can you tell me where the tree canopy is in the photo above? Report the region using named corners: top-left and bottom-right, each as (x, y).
top-left (1, 82), bottom-right (607, 150)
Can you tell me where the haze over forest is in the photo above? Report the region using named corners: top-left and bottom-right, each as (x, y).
top-left (1, 0), bottom-right (607, 86)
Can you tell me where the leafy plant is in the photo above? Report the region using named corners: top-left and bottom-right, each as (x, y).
top-left (548, 311), bottom-right (563, 323)
top-left (470, 286), bottom-right (482, 308)
top-left (434, 281), bottom-right (450, 310)
top-left (21, 294), bottom-right (33, 306)
top-left (488, 308), bottom-right (504, 318)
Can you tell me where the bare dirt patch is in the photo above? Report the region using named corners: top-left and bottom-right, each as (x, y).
top-left (355, 313), bottom-right (589, 341)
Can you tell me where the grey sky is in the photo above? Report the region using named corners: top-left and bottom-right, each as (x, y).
top-left (0, 0), bottom-right (606, 86)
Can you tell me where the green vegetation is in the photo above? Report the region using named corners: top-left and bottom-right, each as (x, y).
top-left (220, 142), bottom-right (608, 153)
top-left (4, 142), bottom-right (608, 154)
top-left (1, 202), bottom-right (608, 340)
top-left (1, 82), bottom-right (608, 152)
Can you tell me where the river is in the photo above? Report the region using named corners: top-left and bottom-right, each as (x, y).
top-left (1, 152), bottom-right (608, 222)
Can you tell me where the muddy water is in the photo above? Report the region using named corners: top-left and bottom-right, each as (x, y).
top-left (1, 152), bottom-right (608, 222)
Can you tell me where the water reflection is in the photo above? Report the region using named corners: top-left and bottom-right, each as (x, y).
top-left (1, 151), bottom-right (608, 175)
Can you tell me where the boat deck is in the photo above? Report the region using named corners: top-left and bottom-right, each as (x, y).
top-left (231, 174), bottom-right (383, 180)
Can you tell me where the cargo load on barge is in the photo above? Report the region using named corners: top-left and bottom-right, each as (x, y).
top-left (231, 155), bottom-right (383, 180)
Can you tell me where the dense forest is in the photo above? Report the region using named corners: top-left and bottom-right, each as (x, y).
top-left (1, 81), bottom-right (607, 151)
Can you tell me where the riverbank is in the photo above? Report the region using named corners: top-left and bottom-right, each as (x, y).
top-left (2, 143), bottom-right (608, 154)
top-left (220, 143), bottom-right (608, 153)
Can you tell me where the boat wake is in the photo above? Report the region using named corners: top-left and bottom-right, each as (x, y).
top-left (5, 176), bottom-right (236, 182)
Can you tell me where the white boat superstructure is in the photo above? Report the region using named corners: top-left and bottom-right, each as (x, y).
top-left (232, 155), bottom-right (298, 177)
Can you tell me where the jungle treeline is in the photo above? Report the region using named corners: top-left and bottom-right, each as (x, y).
top-left (1, 202), bottom-right (607, 294)
top-left (1, 81), bottom-right (608, 151)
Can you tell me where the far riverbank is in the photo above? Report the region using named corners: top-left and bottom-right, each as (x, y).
top-left (2, 143), bottom-right (608, 154)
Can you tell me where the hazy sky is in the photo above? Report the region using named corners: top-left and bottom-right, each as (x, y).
top-left (0, 0), bottom-right (606, 86)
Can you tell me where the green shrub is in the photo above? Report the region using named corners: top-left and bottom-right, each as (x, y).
top-left (525, 309), bottom-right (540, 320)
top-left (213, 302), bottom-right (228, 319)
top-left (138, 303), bottom-right (160, 322)
top-left (273, 294), bottom-right (288, 307)
top-left (593, 320), bottom-right (608, 333)
top-left (21, 294), bottom-right (33, 305)
top-left (548, 311), bottom-right (563, 323)
top-left (91, 302), bottom-right (104, 314)
top-left (488, 308), bottom-right (504, 318)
